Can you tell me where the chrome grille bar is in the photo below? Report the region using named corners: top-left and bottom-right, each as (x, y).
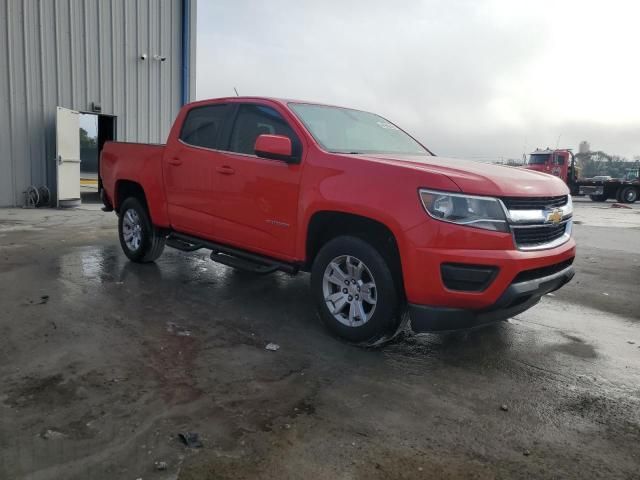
top-left (500, 195), bottom-right (573, 250)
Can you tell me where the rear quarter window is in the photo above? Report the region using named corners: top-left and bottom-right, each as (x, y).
top-left (180, 104), bottom-right (230, 149)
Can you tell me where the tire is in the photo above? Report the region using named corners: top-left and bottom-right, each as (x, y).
top-left (311, 236), bottom-right (400, 343)
top-left (118, 197), bottom-right (166, 263)
top-left (615, 187), bottom-right (624, 203)
top-left (620, 187), bottom-right (638, 204)
top-left (589, 194), bottom-right (607, 202)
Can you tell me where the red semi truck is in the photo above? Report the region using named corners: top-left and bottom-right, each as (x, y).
top-left (524, 148), bottom-right (639, 203)
top-left (100, 97), bottom-right (576, 343)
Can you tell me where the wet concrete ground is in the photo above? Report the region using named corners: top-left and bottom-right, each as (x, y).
top-left (0, 199), bottom-right (639, 479)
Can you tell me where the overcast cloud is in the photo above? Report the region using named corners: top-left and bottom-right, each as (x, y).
top-left (197, 0), bottom-right (640, 160)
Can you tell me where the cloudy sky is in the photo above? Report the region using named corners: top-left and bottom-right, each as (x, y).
top-left (197, 0), bottom-right (640, 161)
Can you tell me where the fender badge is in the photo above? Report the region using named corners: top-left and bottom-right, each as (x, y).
top-left (266, 219), bottom-right (290, 228)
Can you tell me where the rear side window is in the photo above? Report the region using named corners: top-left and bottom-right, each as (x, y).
top-left (228, 104), bottom-right (300, 157)
top-left (180, 104), bottom-right (229, 149)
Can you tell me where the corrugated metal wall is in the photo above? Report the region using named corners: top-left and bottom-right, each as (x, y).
top-left (0, 0), bottom-right (196, 206)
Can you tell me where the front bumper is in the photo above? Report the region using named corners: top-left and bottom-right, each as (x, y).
top-left (409, 263), bottom-right (574, 332)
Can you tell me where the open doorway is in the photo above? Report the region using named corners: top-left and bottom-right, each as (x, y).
top-left (56, 107), bottom-right (116, 208)
top-left (79, 113), bottom-right (116, 204)
top-left (79, 113), bottom-right (99, 202)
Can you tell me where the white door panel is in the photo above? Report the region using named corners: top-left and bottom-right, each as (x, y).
top-left (56, 106), bottom-right (81, 207)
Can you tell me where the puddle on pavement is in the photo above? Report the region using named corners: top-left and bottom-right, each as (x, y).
top-left (381, 323), bottom-right (518, 375)
top-left (547, 333), bottom-right (598, 359)
top-left (0, 220), bottom-right (43, 233)
top-left (57, 245), bottom-right (123, 285)
top-left (380, 296), bottom-right (638, 388)
top-left (55, 245), bottom-right (231, 286)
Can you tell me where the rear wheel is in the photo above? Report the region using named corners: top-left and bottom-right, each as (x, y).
top-left (620, 187), bottom-right (638, 204)
top-left (311, 236), bottom-right (400, 343)
top-left (589, 194), bottom-right (607, 202)
top-left (118, 197), bottom-right (165, 263)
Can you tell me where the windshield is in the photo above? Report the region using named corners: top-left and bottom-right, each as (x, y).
top-left (289, 103), bottom-right (429, 155)
top-left (527, 153), bottom-right (550, 165)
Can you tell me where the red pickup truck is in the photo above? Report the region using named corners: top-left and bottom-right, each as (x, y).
top-left (100, 97), bottom-right (575, 343)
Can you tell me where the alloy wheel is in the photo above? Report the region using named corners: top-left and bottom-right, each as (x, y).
top-left (322, 255), bottom-right (377, 327)
top-left (122, 208), bottom-right (143, 251)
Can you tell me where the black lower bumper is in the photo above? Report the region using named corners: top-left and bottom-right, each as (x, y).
top-left (409, 265), bottom-right (575, 332)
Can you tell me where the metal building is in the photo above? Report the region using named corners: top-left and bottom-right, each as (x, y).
top-left (0, 0), bottom-right (197, 207)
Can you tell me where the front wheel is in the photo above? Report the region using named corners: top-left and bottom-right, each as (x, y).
top-left (118, 197), bottom-right (166, 263)
top-left (589, 194), bottom-right (607, 202)
top-left (311, 236), bottom-right (400, 343)
top-left (620, 187), bottom-right (638, 204)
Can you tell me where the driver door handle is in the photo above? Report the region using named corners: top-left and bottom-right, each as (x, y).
top-left (168, 157), bottom-right (182, 166)
top-left (216, 165), bottom-right (235, 175)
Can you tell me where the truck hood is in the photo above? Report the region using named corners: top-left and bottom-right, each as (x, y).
top-left (363, 154), bottom-right (569, 197)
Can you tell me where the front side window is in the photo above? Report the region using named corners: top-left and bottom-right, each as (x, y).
top-left (180, 104), bottom-right (229, 150)
top-left (228, 104), bottom-right (299, 156)
top-left (289, 103), bottom-right (428, 155)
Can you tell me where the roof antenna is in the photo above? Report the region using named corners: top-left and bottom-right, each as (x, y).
top-left (233, 87), bottom-right (239, 97)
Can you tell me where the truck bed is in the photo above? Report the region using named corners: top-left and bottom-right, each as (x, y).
top-left (100, 141), bottom-right (169, 226)
top-left (575, 177), bottom-right (639, 201)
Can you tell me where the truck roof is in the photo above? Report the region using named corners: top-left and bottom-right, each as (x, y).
top-left (184, 96), bottom-right (358, 111)
top-left (530, 149), bottom-right (555, 154)
top-left (530, 148), bottom-right (572, 154)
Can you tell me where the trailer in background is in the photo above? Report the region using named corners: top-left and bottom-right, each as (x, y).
top-left (523, 148), bottom-right (639, 203)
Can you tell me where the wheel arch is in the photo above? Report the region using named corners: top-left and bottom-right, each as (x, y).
top-left (115, 179), bottom-right (148, 213)
top-left (304, 210), bottom-right (405, 297)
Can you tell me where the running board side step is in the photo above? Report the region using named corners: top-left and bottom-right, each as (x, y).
top-left (210, 252), bottom-right (279, 274)
top-left (166, 232), bottom-right (299, 275)
top-left (166, 236), bottom-right (204, 252)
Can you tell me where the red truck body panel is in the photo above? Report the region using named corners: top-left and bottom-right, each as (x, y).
top-left (100, 142), bottom-right (171, 228)
top-left (100, 97), bottom-right (575, 315)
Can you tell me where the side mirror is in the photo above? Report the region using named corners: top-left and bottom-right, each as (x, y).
top-left (254, 134), bottom-right (295, 162)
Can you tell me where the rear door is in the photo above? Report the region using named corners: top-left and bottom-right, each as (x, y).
top-left (56, 106), bottom-right (81, 207)
top-left (163, 103), bottom-right (231, 237)
top-left (210, 102), bottom-right (304, 260)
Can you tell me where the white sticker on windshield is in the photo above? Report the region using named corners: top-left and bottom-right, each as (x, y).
top-left (377, 121), bottom-right (399, 130)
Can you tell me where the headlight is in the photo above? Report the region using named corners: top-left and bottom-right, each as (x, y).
top-left (419, 189), bottom-right (509, 232)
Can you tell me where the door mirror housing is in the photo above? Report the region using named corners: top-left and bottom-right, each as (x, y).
top-left (254, 134), bottom-right (295, 162)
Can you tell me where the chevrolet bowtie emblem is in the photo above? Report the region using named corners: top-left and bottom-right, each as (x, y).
top-left (546, 208), bottom-right (563, 224)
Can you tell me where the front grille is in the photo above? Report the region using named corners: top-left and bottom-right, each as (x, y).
top-left (502, 195), bottom-right (568, 210)
top-left (513, 223), bottom-right (567, 248)
top-left (512, 258), bottom-right (574, 283)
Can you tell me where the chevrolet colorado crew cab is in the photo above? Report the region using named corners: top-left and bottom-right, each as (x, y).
top-left (100, 97), bottom-right (576, 343)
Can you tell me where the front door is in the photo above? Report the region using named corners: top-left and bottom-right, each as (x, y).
top-left (552, 152), bottom-right (568, 180)
top-left (56, 106), bottom-right (81, 207)
top-left (211, 103), bottom-right (304, 260)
